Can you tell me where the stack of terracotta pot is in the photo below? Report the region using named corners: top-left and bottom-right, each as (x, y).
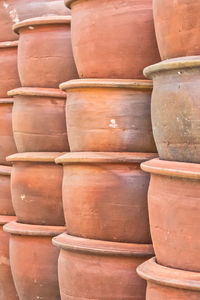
top-left (52, 0), bottom-right (161, 299)
top-left (1, 1), bottom-right (78, 300)
top-left (137, 1), bottom-right (200, 299)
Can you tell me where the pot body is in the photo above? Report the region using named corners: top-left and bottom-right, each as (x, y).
top-left (66, 85), bottom-right (156, 152)
top-left (0, 167), bottom-right (15, 215)
top-left (69, 0), bottom-right (160, 79)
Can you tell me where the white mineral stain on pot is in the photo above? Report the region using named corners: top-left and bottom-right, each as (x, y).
top-left (3, 1), bottom-right (8, 9)
top-left (109, 119), bottom-right (118, 128)
top-left (29, 26), bottom-right (35, 30)
top-left (20, 194), bottom-right (25, 200)
top-left (9, 9), bottom-right (19, 23)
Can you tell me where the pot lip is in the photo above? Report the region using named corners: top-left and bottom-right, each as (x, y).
top-left (13, 16), bottom-right (71, 34)
top-left (0, 165), bottom-right (11, 176)
top-left (60, 79), bottom-right (153, 91)
top-left (55, 152), bottom-right (158, 165)
top-left (7, 152), bottom-right (65, 163)
top-left (0, 40), bottom-right (18, 49)
top-left (0, 216), bottom-right (17, 225)
top-left (0, 98), bottom-right (14, 104)
top-left (137, 257), bottom-right (200, 291)
top-left (65, 0), bottom-right (75, 8)
top-left (141, 158), bottom-right (200, 180)
top-left (52, 233), bottom-right (154, 257)
top-left (3, 221), bottom-right (66, 236)
top-left (144, 56), bottom-right (200, 79)
top-left (8, 87), bottom-right (66, 99)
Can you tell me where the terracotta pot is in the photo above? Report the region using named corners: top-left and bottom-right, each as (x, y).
top-left (7, 153), bottom-right (65, 226)
top-left (141, 158), bottom-right (200, 272)
top-left (56, 152), bottom-right (157, 243)
top-left (65, 0), bottom-right (160, 79)
top-left (0, 41), bottom-right (20, 98)
top-left (60, 79), bottom-right (157, 152)
top-left (144, 57), bottom-right (200, 163)
top-left (0, 166), bottom-right (15, 216)
top-left (0, 216), bottom-right (18, 300)
top-left (0, 99), bottom-right (17, 166)
top-left (4, 221), bottom-right (65, 300)
top-left (8, 88), bottom-right (69, 152)
top-left (14, 16), bottom-right (78, 88)
top-left (153, 0), bottom-right (200, 60)
top-left (53, 233), bottom-right (154, 299)
top-left (137, 257), bottom-right (200, 300)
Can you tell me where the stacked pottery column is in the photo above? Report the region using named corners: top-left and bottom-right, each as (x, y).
top-left (3, 3), bottom-right (79, 300)
top-left (53, 0), bottom-right (160, 299)
top-left (137, 1), bottom-right (200, 299)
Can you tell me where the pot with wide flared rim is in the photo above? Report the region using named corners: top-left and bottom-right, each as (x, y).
top-left (56, 152), bottom-right (157, 243)
top-left (60, 79), bottom-right (157, 152)
top-left (7, 152), bottom-right (65, 226)
top-left (14, 16), bottom-right (78, 88)
top-left (141, 158), bottom-right (200, 272)
top-left (0, 41), bottom-right (20, 98)
top-left (137, 257), bottom-right (200, 299)
top-left (53, 232), bottom-right (154, 299)
top-left (8, 87), bottom-right (69, 152)
top-left (144, 56), bottom-right (200, 163)
top-left (0, 166), bottom-right (15, 215)
top-left (64, 0), bottom-right (160, 79)
top-left (4, 221), bottom-right (65, 300)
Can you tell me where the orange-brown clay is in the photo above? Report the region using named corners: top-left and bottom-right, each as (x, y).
top-left (0, 166), bottom-right (15, 216)
top-left (7, 153), bottom-right (65, 226)
top-left (4, 221), bottom-right (65, 300)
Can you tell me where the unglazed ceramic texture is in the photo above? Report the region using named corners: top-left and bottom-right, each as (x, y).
top-left (0, 166), bottom-right (15, 215)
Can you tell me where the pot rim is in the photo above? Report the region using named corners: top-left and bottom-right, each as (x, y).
top-left (0, 41), bottom-right (18, 49)
top-left (0, 216), bottom-right (17, 225)
top-left (13, 16), bottom-right (71, 34)
top-left (7, 152), bottom-right (65, 163)
top-left (56, 152), bottom-right (157, 165)
top-left (64, 0), bottom-right (75, 8)
top-left (144, 56), bottom-right (200, 79)
top-left (137, 257), bottom-right (200, 291)
top-left (0, 98), bottom-right (14, 104)
top-left (52, 233), bottom-right (154, 257)
top-left (141, 158), bottom-right (200, 180)
top-left (3, 221), bottom-right (66, 236)
top-left (60, 79), bottom-right (153, 91)
top-left (8, 87), bottom-right (66, 99)
top-left (0, 165), bottom-right (11, 176)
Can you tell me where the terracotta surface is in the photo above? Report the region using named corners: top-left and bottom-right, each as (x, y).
top-left (141, 158), bottom-right (200, 272)
top-left (0, 99), bottom-right (17, 166)
top-left (144, 56), bottom-right (200, 163)
top-left (0, 41), bottom-right (20, 98)
top-left (53, 233), bottom-right (154, 299)
top-left (137, 258), bottom-right (200, 300)
top-left (8, 88), bottom-right (69, 152)
top-left (56, 152), bottom-right (157, 243)
top-left (0, 216), bottom-right (18, 300)
top-left (14, 16), bottom-right (78, 88)
top-left (0, 166), bottom-right (15, 215)
top-left (4, 221), bottom-right (65, 300)
top-left (60, 79), bottom-right (157, 152)
top-left (153, 0), bottom-right (200, 60)
top-left (7, 153), bottom-right (65, 226)
top-left (65, 0), bottom-right (160, 79)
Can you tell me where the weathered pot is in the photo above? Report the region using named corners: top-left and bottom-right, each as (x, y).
top-left (144, 57), bottom-right (200, 163)
top-left (153, 0), bottom-right (200, 60)
top-left (0, 41), bottom-right (20, 98)
top-left (4, 221), bottom-right (65, 300)
top-left (0, 99), bottom-right (17, 166)
top-left (137, 257), bottom-right (200, 300)
top-left (0, 166), bottom-right (15, 216)
top-left (14, 16), bottom-right (78, 88)
top-left (53, 233), bottom-right (154, 299)
top-left (7, 153), bottom-right (65, 226)
top-left (60, 79), bottom-right (157, 152)
top-left (56, 152), bottom-right (157, 243)
top-left (141, 158), bottom-right (200, 272)
top-left (8, 88), bottom-right (69, 152)
top-left (65, 0), bottom-right (160, 79)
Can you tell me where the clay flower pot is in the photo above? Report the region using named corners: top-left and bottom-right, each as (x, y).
top-left (0, 99), bottom-right (17, 166)
top-left (144, 57), bottom-right (200, 163)
top-left (7, 153), bottom-right (65, 226)
top-left (0, 41), bottom-right (20, 98)
top-left (4, 221), bottom-right (65, 300)
top-left (53, 233), bottom-right (154, 299)
top-left (8, 88), bottom-right (69, 152)
top-left (65, 0), bottom-right (160, 79)
top-left (14, 16), bottom-right (78, 88)
top-left (141, 158), bottom-right (200, 272)
top-left (153, 0), bottom-right (200, 60)
top-left (0, 166), bottom-right (15, 216)
top-left (56, 152), bottom-right (157, 243)
top-left (60, 79), bottom-right (157, 152)
top-left (137, 258), bottom-right (200, 300)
